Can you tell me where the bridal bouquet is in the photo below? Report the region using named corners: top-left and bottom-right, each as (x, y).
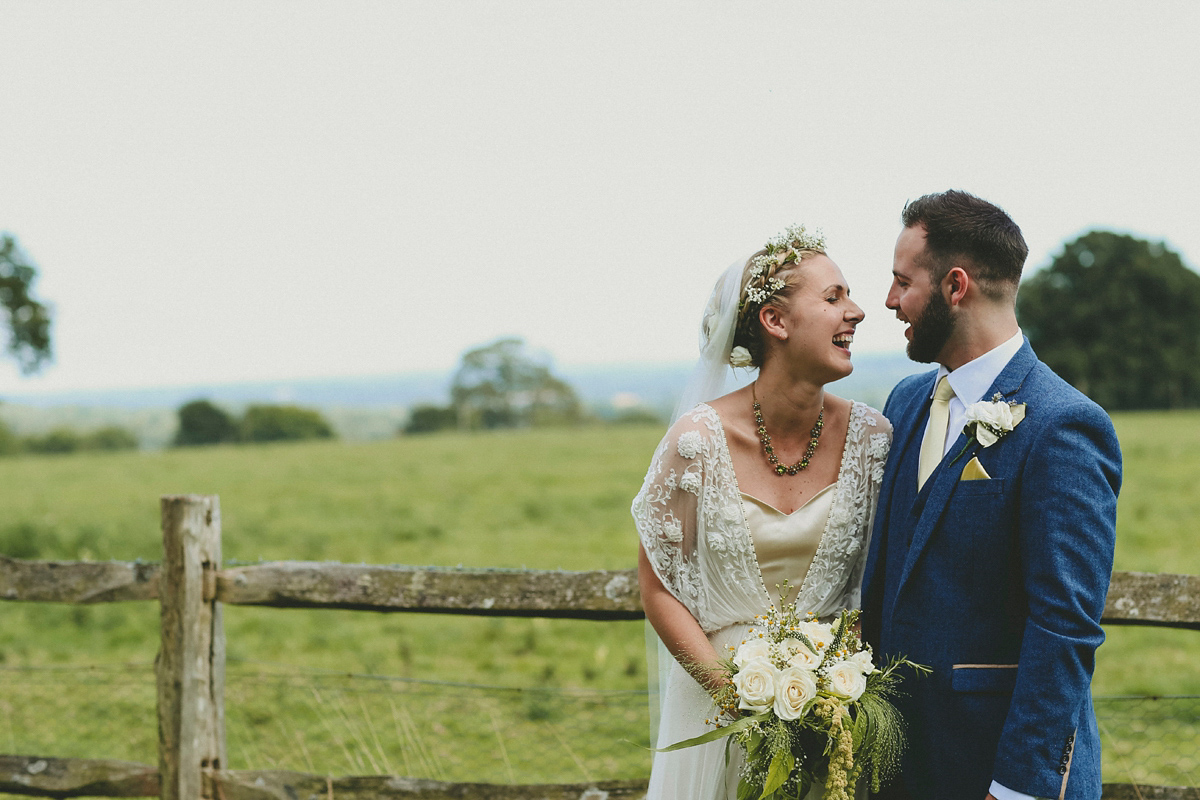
top-left (663, 603), bottom-right (928, 800)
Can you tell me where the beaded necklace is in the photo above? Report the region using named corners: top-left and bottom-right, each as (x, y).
top-left (751, 382), bottom-right (824, 476)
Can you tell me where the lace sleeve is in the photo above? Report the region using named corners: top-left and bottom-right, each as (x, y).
top-left (631, 407), bottom-right (716, 624)
top-left (845, 405), bottom-right (892, 610)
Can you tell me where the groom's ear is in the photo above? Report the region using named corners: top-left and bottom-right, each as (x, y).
top-left (944, 266), bottom-right (971, 307)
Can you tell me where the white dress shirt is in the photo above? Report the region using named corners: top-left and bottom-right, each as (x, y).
top-left (925, 330), bottom-right (1025, 458)
top-left (924, 330), bottom-right (1044, 800)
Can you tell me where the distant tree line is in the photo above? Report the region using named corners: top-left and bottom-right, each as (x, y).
top-left (0, 421), bottom-right (139, 456)
top-left (173, 400), bottom-right (335, 446)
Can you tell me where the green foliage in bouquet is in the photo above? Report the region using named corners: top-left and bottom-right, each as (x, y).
top-left (658, 596), bottom-right (929, 800)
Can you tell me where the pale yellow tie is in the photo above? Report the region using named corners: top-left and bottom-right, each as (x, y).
top-left (918, 376), bottom-right (956, 490)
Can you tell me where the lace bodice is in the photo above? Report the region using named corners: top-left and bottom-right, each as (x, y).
top-left (633, 402), bottom-right (891, 632)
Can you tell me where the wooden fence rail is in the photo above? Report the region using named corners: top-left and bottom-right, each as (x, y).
top-left (3, 557), bottom-right (1197, 628)
top-left (2, 494), bottom-right (1199, 800)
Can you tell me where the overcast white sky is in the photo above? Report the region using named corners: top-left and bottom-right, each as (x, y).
top-left (2, 1), bottom-right (1197, 395)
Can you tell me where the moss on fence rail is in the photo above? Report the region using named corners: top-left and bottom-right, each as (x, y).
top-left (3, 557), bottom-right (1198, 628)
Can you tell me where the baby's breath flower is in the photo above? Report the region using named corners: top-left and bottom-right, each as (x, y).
top-left (736, 224), bottom-right (827, 330)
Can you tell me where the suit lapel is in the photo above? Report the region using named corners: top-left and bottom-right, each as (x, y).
top-left (862, 372), bottom-right (936, 594)
top-left (895, 342), bottom-right (1039, 594)
top-left (891, 385), bottom-right (935, 474)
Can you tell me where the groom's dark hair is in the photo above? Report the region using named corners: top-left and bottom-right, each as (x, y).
top-left (901, 190), bottom-right (1028, 301)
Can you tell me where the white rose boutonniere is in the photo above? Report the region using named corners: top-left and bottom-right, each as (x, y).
top-left (963, 394), bottom-right (1026, 446)
top-left (951, 393), bottom-right (1026, 466)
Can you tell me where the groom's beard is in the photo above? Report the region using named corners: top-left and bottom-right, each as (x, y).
top-left (907, 289), bottom-right (956, 363)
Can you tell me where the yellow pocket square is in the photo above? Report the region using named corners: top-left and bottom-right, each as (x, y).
top-left (960, 456), bottom-right (991, 481)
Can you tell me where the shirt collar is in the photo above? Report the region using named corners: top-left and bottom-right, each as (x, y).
top-left (933, 330), bottom-right (1025, 405)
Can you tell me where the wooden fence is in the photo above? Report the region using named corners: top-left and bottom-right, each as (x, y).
top-left (1, 494), bottom-right (1198, 800)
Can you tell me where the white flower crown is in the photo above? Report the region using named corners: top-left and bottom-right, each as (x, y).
top-left (730, 224), bottom-right (826, 366)
top-left (739, 224), bottom-right (826, 313)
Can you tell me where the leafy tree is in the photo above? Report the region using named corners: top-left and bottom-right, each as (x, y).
top-left (174, 399), bottom-right (239, 446)
top-left (0, 234), bottom-right (53, 374)
top-left (1018, 231), bottom-right (1200, 410)
top-left (239, 404), bottom-right (335, 443)
top-left (450, 337), bottom-right (581, 429)
top-left (402, 404), bottom-right (457, 435)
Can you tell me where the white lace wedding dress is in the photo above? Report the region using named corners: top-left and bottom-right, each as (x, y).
top-left (633, 402), bottom-right (891, 800)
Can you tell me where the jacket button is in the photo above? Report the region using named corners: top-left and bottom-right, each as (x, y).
top-left (1059, 766), bottom-right (1068, 775)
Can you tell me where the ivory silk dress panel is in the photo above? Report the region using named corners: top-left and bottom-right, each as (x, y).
top-left (633, 402), bottom-right (891, 800)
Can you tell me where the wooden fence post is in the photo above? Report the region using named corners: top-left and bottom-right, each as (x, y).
top-left (157, 495), bottom-right (226, 800)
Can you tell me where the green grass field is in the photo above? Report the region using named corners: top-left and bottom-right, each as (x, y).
top-left (1, 412), bottom-right (1198, 787)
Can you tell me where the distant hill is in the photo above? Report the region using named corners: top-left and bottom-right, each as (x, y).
top-left (559, 352), bottom-right (926, 416)
top-left (0, 352), bottom-right (925, 447)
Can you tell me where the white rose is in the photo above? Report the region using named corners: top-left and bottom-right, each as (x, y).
top-left (678, 470), bottom-right (702, 496)
top-left (777, 638), bottom-right (806, 660)
top-left (729, 346), bottom-right (754, 368)
top-left (734, 638), bottom-right (771, 668)
top-left (848, 649), bottom-right (876, 674)
top-left (676, 431), bottom-right (704, 460)
top-left (773, 666), bottom-right (818, 721)
top-left (826, 659), bottom-right (868, 701)
top-left (783, 638), bottom-right (821, 670)
top-left (975, 425), bottom-right (999, 447)
top-left (796, 621), bottom-right (834, 653)
top-left (965, 401), bottom-right (1014, 446)
top-left (733, 658), bottom-right (777, 713)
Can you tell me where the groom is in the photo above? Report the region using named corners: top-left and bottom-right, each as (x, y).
top-left (861, 190), bottom-right (1121, 800)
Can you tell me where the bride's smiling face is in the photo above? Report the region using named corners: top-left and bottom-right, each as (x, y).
top-left (763, 255), bottom-right (864, 381)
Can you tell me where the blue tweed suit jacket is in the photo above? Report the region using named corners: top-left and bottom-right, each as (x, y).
top-left (861, 341), bottom-right (1121, 800)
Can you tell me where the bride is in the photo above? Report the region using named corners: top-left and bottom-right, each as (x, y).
top-left (632, 225), bottom-right (892, 799)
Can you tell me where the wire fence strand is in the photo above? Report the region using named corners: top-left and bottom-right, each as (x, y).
top-left (0, 664), bottom-right (1195, 787)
